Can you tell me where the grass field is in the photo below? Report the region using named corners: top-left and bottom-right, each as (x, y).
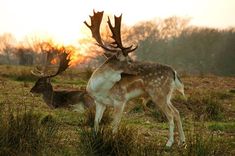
top-left (0, 65), bottom-right (234, 156)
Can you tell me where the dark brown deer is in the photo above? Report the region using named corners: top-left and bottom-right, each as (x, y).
top-left (30, 50), bottom-right (94, 112)
top-left (84, 11), bottom-right (186, 147)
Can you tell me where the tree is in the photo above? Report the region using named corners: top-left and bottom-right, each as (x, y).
top-left (0, 33), bottom-right (16, 64)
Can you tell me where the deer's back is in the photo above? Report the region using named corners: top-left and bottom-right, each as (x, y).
top-left (53, 90), bottom-right (93, 108)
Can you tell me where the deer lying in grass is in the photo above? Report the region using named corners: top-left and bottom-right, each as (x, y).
top-left (84, 11), bottom-right (185, 147)
top-left (30, 50), bottom-right (94, 112)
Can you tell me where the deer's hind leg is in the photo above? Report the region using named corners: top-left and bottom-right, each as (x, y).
top-left (112, 101), bottom-right (126, 133)
top-left (166, 87), bottom-right (185, 145)
top-left (151, 94), bottom-right (175, 147)
top-left (168, 103), bottom-right (185, 145)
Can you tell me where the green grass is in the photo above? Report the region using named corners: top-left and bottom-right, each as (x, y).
top-left (0, 65), bottom-right (235, 155)
top-left (208, 122), bottom-right (235, 132)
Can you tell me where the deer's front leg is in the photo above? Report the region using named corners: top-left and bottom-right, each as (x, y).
top-left (112, 102), bottom-right (126, 133)
top-left (94, 102), bottom-right (106, 133)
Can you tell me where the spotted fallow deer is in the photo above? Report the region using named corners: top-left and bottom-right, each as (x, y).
top-left (84, 11), bottom-right (185, 147)
top-left (30, 50), bottom-right (94, 112)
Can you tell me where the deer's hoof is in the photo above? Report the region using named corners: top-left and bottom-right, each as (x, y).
top-left (166, 140), bottom-right (174, 148)
top-left (179, 141), bottom-right (187, 149)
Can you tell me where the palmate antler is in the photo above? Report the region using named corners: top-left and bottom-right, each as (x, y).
top-left (31, 48), bottom-right (71, 78)
top-left (107, 15), bottom-right (138, 56)
top-left (84, 10), bottom-right (138, 57)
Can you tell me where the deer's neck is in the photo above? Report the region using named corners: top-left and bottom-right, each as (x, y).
top-left (42, 89), bottom-right (54, 107)
top-left (87, 65), bottom-right (122, 94)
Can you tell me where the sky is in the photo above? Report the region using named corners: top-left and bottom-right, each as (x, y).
top-left (0, 0), bottom-right (235, 45)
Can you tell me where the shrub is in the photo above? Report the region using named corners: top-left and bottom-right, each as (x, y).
top-left (78, 124), bottom-right (136, 156)
top-left (204, 97), bottom-right (223, 121)
top-left (0, 107), bottom-right (60, 156)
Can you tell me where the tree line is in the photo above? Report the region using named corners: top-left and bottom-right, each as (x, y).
top-left (126, 17), bottom-right (235, 76)
top-left (0, 17), bottom-right (234, 76)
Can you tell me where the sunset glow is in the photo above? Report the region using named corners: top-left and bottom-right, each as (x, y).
top-left (1, 0), bottom-right (235, 67)
top-left (1, 0), bottom-right (235, 45)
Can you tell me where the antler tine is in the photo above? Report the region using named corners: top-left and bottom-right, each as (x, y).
top-left (32, 50), bottom-right (53, 77)
top-left (84, 11), bottom-right (117, 53)
top-left (31, 63), bottom-right (47, 77)
top-left (31, 67), bottom-right (44, 77)
top-left (31, 48), bottom-right (71, 78)
top-left (107, 15), bottom-right (138, 56)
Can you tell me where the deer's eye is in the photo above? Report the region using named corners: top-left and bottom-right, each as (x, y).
top-left (38, 82), bottom-right (44, 85)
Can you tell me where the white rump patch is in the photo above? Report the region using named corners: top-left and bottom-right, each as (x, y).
top-left (72, 102), bottom-right (85, 113)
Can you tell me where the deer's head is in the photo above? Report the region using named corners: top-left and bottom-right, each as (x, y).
top-left (31, 49), bottom-right (71, 94)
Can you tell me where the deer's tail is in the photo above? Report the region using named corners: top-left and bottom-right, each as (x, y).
top-left (173, 71), bottom-right (185, 98)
